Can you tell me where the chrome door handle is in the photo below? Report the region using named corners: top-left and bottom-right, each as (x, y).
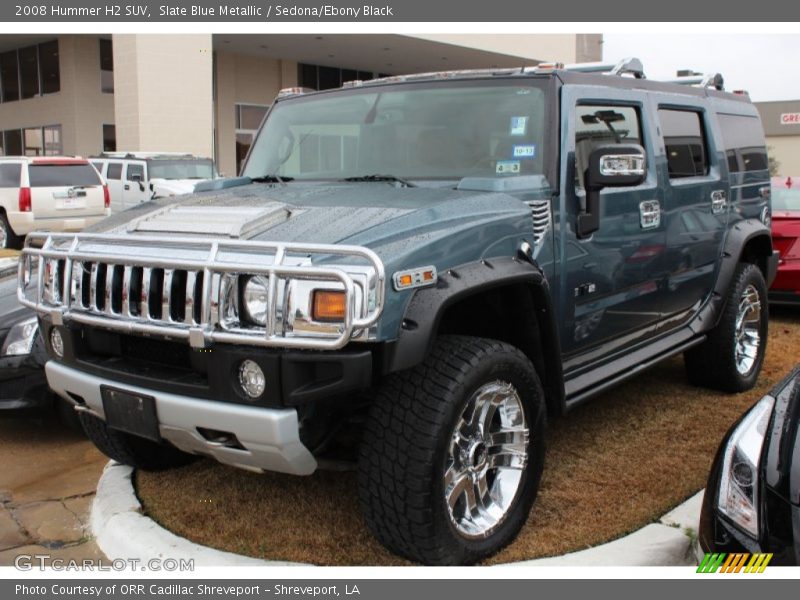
top-left (711, 190), bottom-right (727, 214)
top-left (639, 200), bottom-right (661, 229)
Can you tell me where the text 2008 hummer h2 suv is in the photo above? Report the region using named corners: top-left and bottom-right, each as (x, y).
top-left (18, 58), bottom-right (778, 565)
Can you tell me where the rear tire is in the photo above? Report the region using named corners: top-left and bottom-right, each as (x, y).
top-left (78, 412), bottom-right (197, 471)
top-left (358, 335), bottom-right (546, 565)
top-left (0, 213), bottom-right (21, 250)
top-left (684, 262), bottom-right (768, 392)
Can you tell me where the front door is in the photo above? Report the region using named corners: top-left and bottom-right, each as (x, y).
top-left (558, 87), bottom-right (667, 373)
top-left (122, 162), bottom-right (149, 208)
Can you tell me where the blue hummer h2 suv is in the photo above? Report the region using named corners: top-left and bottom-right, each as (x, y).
top-left (18, 58), bottom-right (778, 565)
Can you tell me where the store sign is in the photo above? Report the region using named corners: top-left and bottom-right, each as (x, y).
top-left (780, 113), bottom-right (800, 125)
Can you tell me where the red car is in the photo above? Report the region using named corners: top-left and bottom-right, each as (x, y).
top-left (770, 176), bottom-right (800, 305)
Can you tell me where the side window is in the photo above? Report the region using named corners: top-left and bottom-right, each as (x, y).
top-left (126, 163), bottom-right (144, 181)
top-left (0, 163), bottom-right (21, 187)
top-left (658, 109), bottom-right (708, 179)
top-left (574, 104), bottom-right (641, 189)
top-left (106, 162), bottom-right (122, 180)
top-left (718, 114), bottom-right (768, 174)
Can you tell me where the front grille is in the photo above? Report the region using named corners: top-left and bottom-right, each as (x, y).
top-left (528, 200), bottom-right (552, 244)
top-left (53, 261), bottom-right (205, 326)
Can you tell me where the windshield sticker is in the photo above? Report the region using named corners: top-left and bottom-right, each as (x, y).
top-left (510, 117), bottom-right (528, 136)
top-left (496, 160), bottom-right (521, 175)
top-left (513, 145), bottom-right (536, 158)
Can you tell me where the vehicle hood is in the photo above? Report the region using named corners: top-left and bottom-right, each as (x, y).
top-left (89, 182), bottom-right (538, 257)
top-left (149, 178), bottom-right (200, 198)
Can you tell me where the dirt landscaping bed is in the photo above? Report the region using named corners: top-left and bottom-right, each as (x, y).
top-left (136, 308), bottom-right (800, 565)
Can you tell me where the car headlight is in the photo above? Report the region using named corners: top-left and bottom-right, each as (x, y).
top-left (1, 317), bottom-right (39, 357)
top-left (242, 276), bottom-right (269, 326)
top-left (717, 395), bottom-right (775, 538)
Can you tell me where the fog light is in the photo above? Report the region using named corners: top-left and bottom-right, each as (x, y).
top-left (50, 328), bottom-right (64, 358)
top-left (238, 359), bottom-right (265, 399)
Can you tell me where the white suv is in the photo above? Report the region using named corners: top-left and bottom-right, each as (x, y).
top-left (90, 152), bottom-right (217, 212)
top-left (0, 157), bottom-right (110, 249)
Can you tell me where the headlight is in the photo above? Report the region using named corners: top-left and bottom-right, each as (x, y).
top-left (1, 317), bottom-right (39, 357)
top-left (717, 395), bottom-right (774, 538)
top-left (242, 276), bottom-right (269, 326)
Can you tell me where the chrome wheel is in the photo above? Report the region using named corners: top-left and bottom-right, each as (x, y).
top-left (0, 219), bottom-right (7, 249)
top-left (444, 381), bottom-right (529, 539)
top-left (734, 284), bottom-right (762, 376)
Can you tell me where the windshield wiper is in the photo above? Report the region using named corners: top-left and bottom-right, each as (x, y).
top-left (250, 174), bottom-right (294, 185)
top-left (341, 174), bottom-right (416, 187)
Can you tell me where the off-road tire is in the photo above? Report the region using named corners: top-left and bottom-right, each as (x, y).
top-left (684, 262), bottom-right (769, 392)
top-left (358, 335), bottom-right (546, 565)
top-left (78, 412), bottom-right (197, 471)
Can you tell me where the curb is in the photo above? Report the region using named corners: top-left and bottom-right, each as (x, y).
top-left (93, 460), bottom-right (704, 567)
top-left (0, 257), bottom-right (18, 279)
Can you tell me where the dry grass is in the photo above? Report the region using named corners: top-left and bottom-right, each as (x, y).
top-left (137, 308), bottom-right (800, 565)
top-left (0, 249), bottom-right (20, 258)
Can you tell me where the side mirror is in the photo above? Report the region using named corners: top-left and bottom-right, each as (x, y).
top-left (577, 144), bottom-right (647, 238)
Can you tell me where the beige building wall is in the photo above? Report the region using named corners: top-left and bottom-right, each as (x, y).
top-left (213, 51), bottom-right (297, 176)
top-left (112, 34), bottom-right (214, 157)
top-left (410, 34), bottom-right (602, 64)
top-left (0, 35), bottom-right (114, 157)
top-left (767, 136), bottom-right (800, 176)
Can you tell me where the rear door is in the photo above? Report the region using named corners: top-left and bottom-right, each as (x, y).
top-left (558, 86), bottom-right (667, 371)
top-left (653, 100), bottom-right (727, 329)
top-left (28, 160), bottom-right (106, 219)
top-left (122, 162), bottom-right (149, 207)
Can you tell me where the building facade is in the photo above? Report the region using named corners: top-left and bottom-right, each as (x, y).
top-left (756, 100), bottom-right (800, 176)
top-left (0, 33), bottom-right (602, 176)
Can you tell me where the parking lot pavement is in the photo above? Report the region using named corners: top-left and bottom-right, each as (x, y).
top-left (0, 411), bottom-right (108, 566)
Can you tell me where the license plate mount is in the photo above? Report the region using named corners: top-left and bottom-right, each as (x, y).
top-left (101, 386), bottom-right (161, 442)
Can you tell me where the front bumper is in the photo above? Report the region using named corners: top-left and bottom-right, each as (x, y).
top-left (770, 257), bottom-right (800, 304)
top-left (45, 360), bottom-right (317, 476)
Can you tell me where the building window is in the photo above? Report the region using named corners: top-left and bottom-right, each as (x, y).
top-left (103, 124), bottom-right (116, 152)
top-left (39, 40), bottom-right (60, 95)
top-left (234, 103), bottom-right (269, 174)
top-left (0, 40), bottom-right (60, 103)
top-left (297, 63), bottom-right (385, 91)
top-left (24, 127), bottom-right (43, 155)
top-left (100, 39), bottom-right (113, 93)
top-left (43, 125), bottom-right (62, 155)
top-left (2, 130), bottom-right (23, 155)
top-left (0, 50), bottom-right (19, 103)
top-left (19, 45), bottom-right (40, 99)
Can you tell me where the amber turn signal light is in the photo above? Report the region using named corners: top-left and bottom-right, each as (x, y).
top-left (312, 290), bottom-right (346, 322)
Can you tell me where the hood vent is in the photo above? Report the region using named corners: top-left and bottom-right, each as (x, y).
top-left (126, 203), bottom-right (293, 238)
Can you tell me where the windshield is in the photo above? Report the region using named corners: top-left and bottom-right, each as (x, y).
top-left (147, 159), bottom-right (216, 180)
top-left (773, 186), bottom-right (800, 211)
top-left (243, 80), bottom-right (548, 182)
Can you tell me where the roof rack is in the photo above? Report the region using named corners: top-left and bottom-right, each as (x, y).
top-left (659, 72), bottom-right (725, 91)
top-left (529, 57), bottom-right (645, 79)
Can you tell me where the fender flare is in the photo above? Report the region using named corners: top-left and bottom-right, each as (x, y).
top-left (382, 256), bottom-right (566, 415)
top-left (692, 218), bottom-right (777, 334)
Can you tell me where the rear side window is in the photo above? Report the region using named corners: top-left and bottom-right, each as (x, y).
top-left (718, 114), bottom-right (768, 173)
top-left (0, 163), bottom-right (21, 187)
top-left (28, 163), bottom-right (103, 187)
top-left (106, 162), bottom-right (122, 180)
top-left (126, 163), bottom-right (144, 181)
top-left (659, 109), bottom-right (709, 179)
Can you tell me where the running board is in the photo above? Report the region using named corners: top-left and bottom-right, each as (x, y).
top-left (564, 331), bottom-right (707, 411)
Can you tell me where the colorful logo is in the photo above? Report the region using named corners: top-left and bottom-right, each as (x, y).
top-left (697, 552), bottom-right (773, 573)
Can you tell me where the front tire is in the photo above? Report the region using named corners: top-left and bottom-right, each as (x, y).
top-left (358, 336), bottom-right (546, 565)
top-left (78, 412), bottom-right (197, 471)
top-left (684, 262), bottom-right (768, 392)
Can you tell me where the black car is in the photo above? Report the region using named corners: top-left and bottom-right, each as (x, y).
top-left (700, 366), bottom-right (800, 565)
top-left (0, 275), bottom-right (51, 411)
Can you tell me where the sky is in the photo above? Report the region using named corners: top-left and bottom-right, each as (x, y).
top-left (602, 34), bottom-right (800, 102)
